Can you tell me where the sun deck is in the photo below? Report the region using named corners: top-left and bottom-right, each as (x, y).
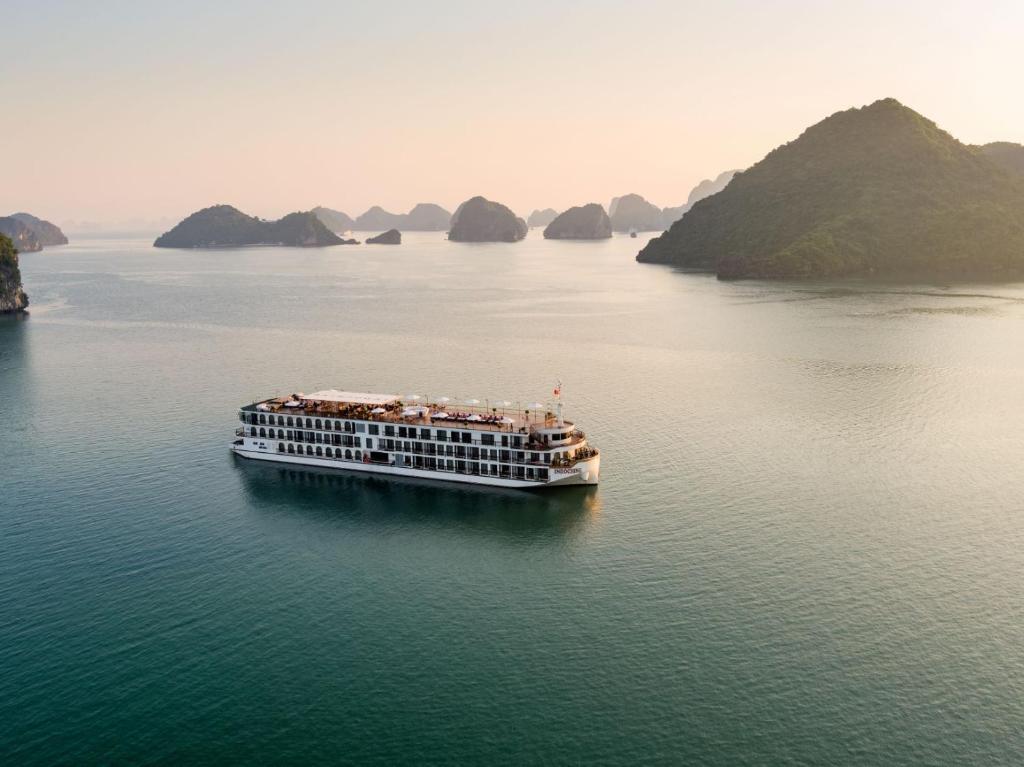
top-left (242, 390), bottom-right (573, 437)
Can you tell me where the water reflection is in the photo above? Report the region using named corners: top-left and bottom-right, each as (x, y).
top-left (0, 316), bottom-right (30, 423)
top-left (234, 455), bottom-right (600, 541)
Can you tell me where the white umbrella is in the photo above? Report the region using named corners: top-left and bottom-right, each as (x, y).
top-left (438, 396), bottom-right (451, 403)
top-left (406, 394), bottom-right (421, 401)
top-left (498, 400), bottom-right (513, 407)
top-left (467, 414), bottom-right (482, 421)
top-left (466, 398), bottom-right (480, 405)
top-left (499, 416), bottom-right (514, 424)
top-left (370, 406), bottom-right (386, 414)
top-left (529, 402), bottom-right (545, 409)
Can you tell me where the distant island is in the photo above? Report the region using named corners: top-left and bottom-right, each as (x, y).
top-left (0, 212), bottom-right (68, 251)
top-left (448, 196), bottom-right (527, 242)
top-left (638, 98), bottom-right (1024, 279)
top-left (403, 203), bottom-right (451, 231)
top-left (312, 206), bottom-right (355, 232)
top-left (527, 208), bottom-right (559, 228)
top-left (312, 203), bottom-right (452, 233)
top-left (543, 204), bottom-right (611, 240)
top-left (660, 170), bottom-right (740, 227)
top-left (609, 194), bottom-right (664, 233)
top-left (367, 229), bottom-right (401, 244)
top-left (0, 234), bottom-right (28, 313)
top-left (154, 205), bottom-right (346, 248)
top-left (0, 217), bottom-right (41, 252)
top-left (11, 213), bottom-right (68, 246)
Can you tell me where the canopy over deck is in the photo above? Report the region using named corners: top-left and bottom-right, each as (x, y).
top-left (300, 390), bottom-right (400, 406)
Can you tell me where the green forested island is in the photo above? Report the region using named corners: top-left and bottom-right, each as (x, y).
top-left (154, 205), bottom-right (345, 248)
top-left (638, 98), bottom-right (1024, 279)
top-left (0, 234), bottom-right (28, 313)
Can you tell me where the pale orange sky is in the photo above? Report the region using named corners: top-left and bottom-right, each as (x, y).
top-left (2, 0), bottom-right (1022, 228)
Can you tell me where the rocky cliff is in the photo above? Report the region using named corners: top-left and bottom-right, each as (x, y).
top-left (448, 196), bottom-right (527, 242)
top-left (543, 204), bottom-right (611, 239)
top-left (0, 234), bottom-right (28, 313)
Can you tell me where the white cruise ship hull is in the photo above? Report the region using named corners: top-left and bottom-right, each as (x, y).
top-left (231, 442), bottom-right (600, 489)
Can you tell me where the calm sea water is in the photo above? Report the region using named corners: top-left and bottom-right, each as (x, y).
top-left (3, 232), bottom-right (1024, 764)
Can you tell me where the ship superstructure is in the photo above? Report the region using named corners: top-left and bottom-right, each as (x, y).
top-left (232, 389), bottom-right (600, 488)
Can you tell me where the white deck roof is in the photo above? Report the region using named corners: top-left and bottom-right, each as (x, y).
top-left (301, 390), bottom-right (400, 406)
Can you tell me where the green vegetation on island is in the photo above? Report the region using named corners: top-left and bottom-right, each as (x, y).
top-left (154, 205), bottom-right (346, 248)
top-left (0, 234), bottom-right (29, 313)
top-left (638, 98), bottom-right (1024, 279)
top-left (976, 142), bottom-right (1024, 176)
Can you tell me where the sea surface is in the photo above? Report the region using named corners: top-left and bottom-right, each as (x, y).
top-left (3, 232), bottom-right (1024, 764)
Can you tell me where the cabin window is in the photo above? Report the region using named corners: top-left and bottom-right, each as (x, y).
top-left (481, 434), bottom-right (495, 446)
top-left (316, 446), bottom-right (322, 456)
top-left (436, 430), bottom-right (447, 441)
top-left (420, 428), bottom-right (430, 440)
top-left (345, 449), bottom-right (352, 460)
top-left (324, 421), bottom-right (331, 430)
top-left (384, 425), bottom-right (395, 437)
top-left (369, 424), bottom-right (379, 435)
top-left (398, 427), bottom-right (407, 438)
top-left (278, 444), bottom-right (285, 453)
top-left (259, 414), bottom-right (266, 424)
top-left (304, 445), bottom-right (312, 455)
top-left (501, 435), bottom-right (508, 447)
top-left (286, 416), bottom-right (293, 427)
top-left (288, 444), bottom-right (295, 454)
top-left (315, 419), bottom-right (322, 429)
top-left (355, 450), bottom-right (362, 461)
top-left (259, 428), bottom-right (266, 437)
top-left (325, 447), bottom-right (333, 457)
top-left (356, 423), bottom-right (366, 433)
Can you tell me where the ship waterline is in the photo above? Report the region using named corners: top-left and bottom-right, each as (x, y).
top-left (232, 389), bottom-right (600, 488)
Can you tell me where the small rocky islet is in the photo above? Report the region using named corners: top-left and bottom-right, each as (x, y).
top-left (366, 229), bottom-right (401, 244)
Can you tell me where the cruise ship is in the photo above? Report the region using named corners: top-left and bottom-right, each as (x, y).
top-left (232, 389), bottom-right (600, 488)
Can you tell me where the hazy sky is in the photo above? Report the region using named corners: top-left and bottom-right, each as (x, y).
top-left (3, 0), bottom-right (1022, 226)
